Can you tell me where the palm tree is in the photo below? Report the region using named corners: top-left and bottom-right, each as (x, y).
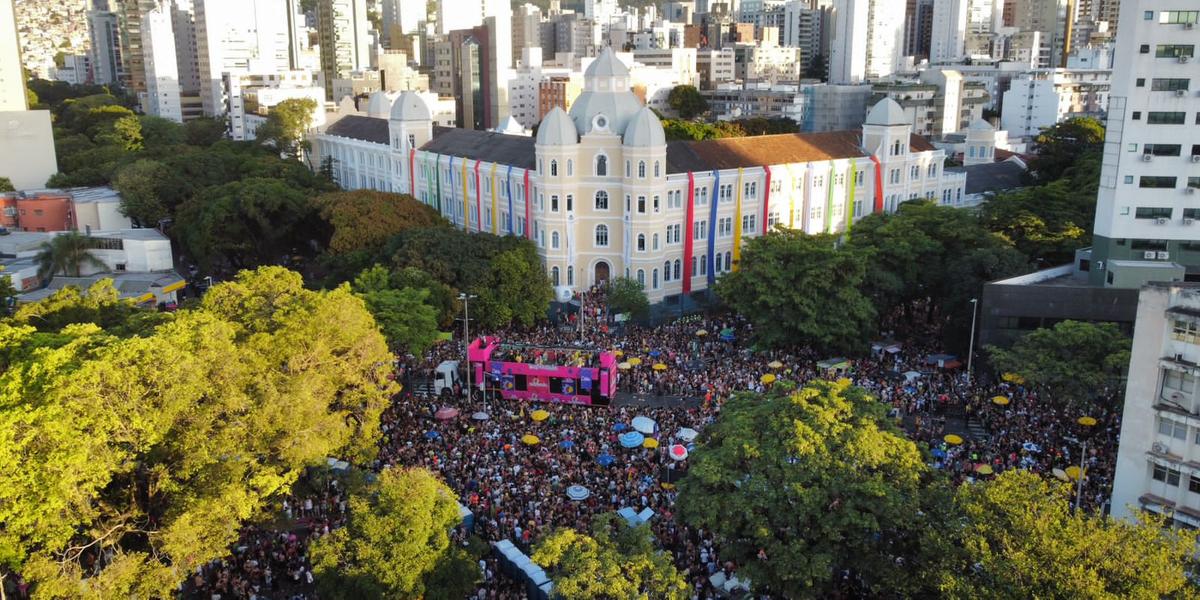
top-left (35, 232), bottom-right (108, 281)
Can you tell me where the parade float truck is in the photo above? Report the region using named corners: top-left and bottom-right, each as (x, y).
top-left (467, 337), bottom-right (618, 406)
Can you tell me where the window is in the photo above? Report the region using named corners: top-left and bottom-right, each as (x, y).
top-left (892, 140), bottom-right (902, 155)
top-left (715, 253), bottom-right (723, 272)
top-left (551, 231), bottom-right (560, 249)
top-left (595, 190), bottom-right (609, 210)
top-left (567, 266), bottom-right (573, 285)
top-left (596, 155), bottom-right (607, 176)
top-left (625, 160), bottom-right (631, 177)
top-left (638, 196), bottom-right (646, 213)
top-left (652, 233), bottom-right (659, 250)
top-left (637, 234), bottom-right (646, 252)
top-left (1186, 208), bottom-right (1200, 219)
top-left (652, 269), bottom-right (658, 289)
top-left (1139, 178), bottom-right (1177, 190)
top-left (1133, 111), bottom-right (1142, 120)
top-left (911, 165), bottom-right (919, 179)
top-left (566, 195), bottom-right (573, 211)
top-left (694, 220), bottom-right (708, 240)
top-left (1190, 475), bottom-right (1200, 495)
top-left (1131, 239), bottom-right (1168, 250)
top-left (718, 217), bottom-right (732, 237)
top-left (1173, 320), bottom-right (1200, 344)
top-left (1159, 417), bottom-right (1188, 440)
top-left (595, 224), bottom-right (609, 247)
top-left (667, 224), bottom-right (681, 244)
top-left (626, 194), bottom-right (631, 212)
top-left (1145, 11), bottom-right (1154, 20)
top-left (638, 161), bottom-right (646, 178)
top-left (654, 161), bottom-right (660, 177)
top-left (551, 195), bottom-right (560, 211)
top-left (567, 160), bottom-right (573, 176)
top-left (551, 266), bottom-right (560, 286)
top-left (550, 160), bottom-right (558, 176)
top-left (694, 186), bottom-right (708, 206)
top-left (725, 251), bottom-right (732, 270)
top-left (1148, 112), bottom-right (1187, 124)
top-left (742, 214), bottom-right (756, 232)
top-left (1155, 45), bottom-right (1195, 58)
top-left (1160, 11), bottom-right (1200, 24)
top-left (408, 134), bottom-right (416, 149)
top-left (699, 254), bottom-right (707, 275)
top-left (653, 195), bottom-right (660, 212)
top-left (1190, 177), bottom-right (1200, 189)
top-left (1154, 463), bottom-right (1182, 486)
top-left (1145, 144), bottom-right (1182, 156)
top-left (636, 269), bottom-right (645, 287)
top-left (663, 261), bottom-right (671, 282)
top-left (1137, 78), bottom-right (1147, 87)
top-left (1141, 44), bottom-right (1151, 54)
top-left (1152, 78), bottom-right (1191, 92)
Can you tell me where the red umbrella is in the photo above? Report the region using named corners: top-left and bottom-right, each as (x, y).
top-left (435, 407), bottom-right (460, 420)
top-left (669, 444), bottom-right (688, 461)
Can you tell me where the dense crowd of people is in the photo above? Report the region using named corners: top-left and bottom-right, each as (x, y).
top-left (184, 286), bottom-right (1122, 599)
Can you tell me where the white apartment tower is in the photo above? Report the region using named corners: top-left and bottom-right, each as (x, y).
top-left (382, 0), bottom-right (424, 46)
top-left (1111, 282), bottom-right (1200, 524)
top-left (829, 0), bottom-right (905, 83)
top-left (1089, 2), bottom-right (1200, 287)
top-left (142, 0), bottom-right (184, 122)
top-left (0, 0), bottom-right (25, 111)
top-left (319, 0), bottom-right (371, 100)
top-left (931, 0), bottom-right (969, 63)
top-left (193, 0), bottom-right (294, 116)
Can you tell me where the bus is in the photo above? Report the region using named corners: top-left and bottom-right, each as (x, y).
top-left (467, 337), bottom-right (618, 406)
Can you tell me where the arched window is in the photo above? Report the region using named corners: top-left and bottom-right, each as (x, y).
top-left (552, 231), bottom-right (560, 249)
top-left (566, 194), bottom-right (573, 211)
top-left (567, 160), bottom-right (573, 176)
top-left (653, 195), bottom-right (660, 212)
top-left (595, 190), bottom-right (609, 210)
top-left (595, 224), bottom-right (609, 246)
top-left (552, 266), bottom-right (560, 285)
top-left (567, 266), bottom-right (574, 286)
top-left (663, 261), bottom-right (671, 281)
top-left (725, 251), bottom-right (732, 269)
top-left (638, 196), bottom-right (646, 213)
top-left (652, 269), bottom-right (659, 289)
top-left (654, 161), bottom-right (660, 177)
top-left (596, 155), bottom-right (607, 176)
top-left (626, 160), bottom-right (631, 177)
top-left (637, 269), bottom-right (645, 287)
top-left (638, 161), bottom-right (646, 178)
top-left (550, 160), bottom-right (558, 176)
top-left (637, 234), bottom-right (646, 252)
top-left (652, 233), bottom-right (659, 250)
top-left (715, 253), bottom-right (723, 272)
top-left (892, 140), bottom-right (902, 155)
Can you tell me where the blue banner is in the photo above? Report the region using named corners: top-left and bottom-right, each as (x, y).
top-left (502, 375), bottom-right (515, 390)
top-left (581, 371), bottom-right (593, 391)
top-left (491, 363), bottom-right (502, 380)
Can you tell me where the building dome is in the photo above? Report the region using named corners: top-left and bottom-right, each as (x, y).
top-left (365, 91), bottom-right (392, 118)
top-left (967, 118), bottom-right (994, 131)
top-left (584, 47), bottom-right (631, 79)
top-left (536, 106), bottom-right (578, 146)
top-left (569, 48), bottom-right (642, 136)
top-left (390, 90), bottom-right (431, 122)
top-left (623, 107), bottom-right (665, 148)
top-left (865, 98), bottom-right (909, 126)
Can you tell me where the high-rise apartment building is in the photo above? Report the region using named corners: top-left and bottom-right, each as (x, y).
top-left (193, 0), bottom-right (293, 115)
top-left (142, 0), bottom-right (183, 121)
top-left (931, 0), bottom-right (969, 62)
top-left (1, 0), bottom-right (59, 191)
top-left (381, 0), bottom-right (424, 47)
top-left (88, 1), bottom-right (124, 86)
top-left (1, 0), bottom-right (26, 111)
top-left (318, 0), bottom-right (370, 100)
top-left (829, 0), bottom-right (904, 83)
top-left (1089, 2), bottom-right (1200, 286)
top-left (905, 0), bottom-right (936, 59)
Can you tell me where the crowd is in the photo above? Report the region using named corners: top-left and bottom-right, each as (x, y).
top-left (182, 286), bottom-right (1122, 599)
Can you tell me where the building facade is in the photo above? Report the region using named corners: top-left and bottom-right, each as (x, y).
top-left (1111, 282), bottom-right (1200, 525)
top-left (311, 48), bottom-right (966, 302)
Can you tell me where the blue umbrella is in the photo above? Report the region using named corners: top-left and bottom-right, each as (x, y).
top-left (596, 453), bottom-right (615, 466)
top-left (613, 423), bottom-right (628, 432)
top-left (931, 448), bottom-right (947, 459)
top-left (560, 440), bottom-right (575, 449)
top-left (619, 431), bottom-right (646, 448)
top-left (648, 349), bottom-right (661, 357)
top-left (424, 431), bottom-right (440, 440)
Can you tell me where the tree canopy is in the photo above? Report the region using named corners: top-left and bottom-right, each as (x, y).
top-left (667, 85), bottom-right (708, 120)
top-left (987, 320), bottom-right (1131, 407)
top-left (716, 230), bottom-right (875, 353)
top-left (309, 467), bottom-right (472, 599)
top-left (677, 380), bottom-right (936, 598)
top-left (35, 231), bottom-right (107, 280)
top-left (606, 276), bottom-right (649, 320)
top-left (256, 97), bottom-right (318, 159)
top-left (533, 514), bottom-right (688, 600)
top-left (317, 190), bottom-right (446, 255)
top-left (0, 267), bottom-right (395, 597)
top-left (1026, 117), bottom-right (1105, 185)
top-left (351, 265), bottom-right (441, 355)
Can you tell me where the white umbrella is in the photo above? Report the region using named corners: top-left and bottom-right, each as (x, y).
top-left (676, 428), bottom-right (699, 442)
top-left (632, 416), bottom-right (657, 435)
top-left (566, 485), bottom-right (590, 501)
top-left (471, 411), bottom-right (490, 421)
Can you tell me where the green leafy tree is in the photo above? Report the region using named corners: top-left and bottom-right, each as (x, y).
top-left (175, 177), bottom-right (317, 270)
top-left (317, 190), bottom-right (445, 255)
top-left (35, 232), bottom-right (108, 280)
top-left (183, 117), bottom-right (227, 146)
top-left (472, 246), bottom-right (553, 329)
top-left (1027, 117), bottom-right (1105, 184)
top-left (309, 467), bottom-right (470, 599)
top-left (111, 159), bottom-right (186, 226)
top-left (256, 97), bottom-right (318, 158)
top-left (12, 279), bottom-right (166, 334)
top-left (393, 267), bottom-right (458, 328)
top-left (667, 85), bottom-right (708, 119)
top-left (936, 470), bottom-right (1198, 599)
top-left (533, 513), bottom-right (688, 600)
top-left (606, 276), bottom-right (649, 320)
top-left (717, 230), bottom-right (875, 353)
top-left (677, 380), bottom-right (937, 598)
top-left (661, 119), bottom-right (745, 141)
top-left (352, 265), bottom-right (441, 355)
top-left (95, 114), bottom-right (143, 152)
top-left (987, 320), bottom-right (1130, 407)
top-left (0, 267), bottom-right (396, 597)
top-left (137, 115), bottom-right (187, 148)
top-left (0, 177), bottom-right (13, 192)
top-left (804, 52), bottom-right (827, 81)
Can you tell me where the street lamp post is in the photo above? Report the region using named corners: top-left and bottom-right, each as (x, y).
top-left (458, 293), bottom-right (478, 401)
top-left (1074, 416), bottom-right (1098, 512)
top-left (967, 298), bottom-right (979, 383)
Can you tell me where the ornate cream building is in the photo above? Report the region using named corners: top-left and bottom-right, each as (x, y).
top-left (312, 48), bottom-right (967, 302)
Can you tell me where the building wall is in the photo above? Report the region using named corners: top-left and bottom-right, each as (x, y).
top-left (0, 0), bottom-right (26, 111)
top-left (0, 194), bottom-right (73, 232)
top-left (142, 1), bottom-right (183, 122)
top-left (930, 0), bottom-right (968, 63)
top-left (0, 111), bottom-right (58, 191)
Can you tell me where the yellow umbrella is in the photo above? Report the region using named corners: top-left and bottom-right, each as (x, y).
top-left (1077, 416), bottom-right (1098, 427)
top-left (531, 410), bottom-right (549, 422)
top-left (628, 357), bottom-right (642, 366)
top-left (652, 363), bottom-right (668, 371)
top-left (643, 438), bottom-right (659, 449)
top-left (522, 434), bottom-right (540, 445)
top-left (696, 329), bottom-right (708, 336)
top-left (760, 373), bottom-right (777, 384)
top-left (618, 362), bottom-right (631, 370)
top-left (991, 396), bottom-right (1010, 406)
top-left (767, 360), bottom-right (784, 369)
top-left (1065, 465), bottom-right (1083, 480)
top-left (975, 464), bottom-right (994, 475)
top-left (661, 482), bottom-right (675, 490)
top-left (613, 349), bottom-right (623, 357)
top-left (1001, 372), bottom-right (1026, 385)
top-left (944, 434), bottom-right (963, 445)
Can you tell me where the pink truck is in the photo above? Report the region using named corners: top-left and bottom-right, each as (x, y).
top-left (467, 337), bottom-right (618, 406)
